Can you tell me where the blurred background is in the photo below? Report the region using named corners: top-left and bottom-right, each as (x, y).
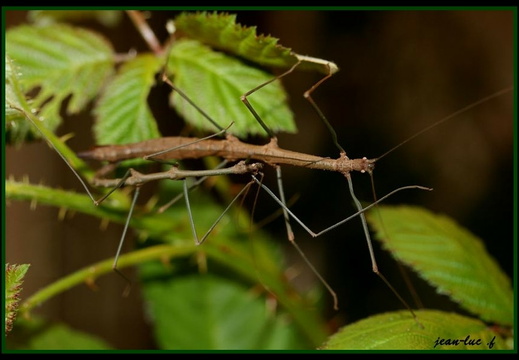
top-left (5, 9), bottom-right (514, 349)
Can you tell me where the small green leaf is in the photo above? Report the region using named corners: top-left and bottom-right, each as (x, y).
top-left (6, 23), bottom-right (114, 134)
top-left (5, 264), bottom-right (30, 335)
top-left (94, 54), bottom-right (163, 146)
top-left (366, 205), bottom-right (513, 326)
top-left (167, 39), bottom-right (296, 138)
top-left (142, 272), bottom-right (307, 350)
top-left (322, 310), bottom-right (510, 350)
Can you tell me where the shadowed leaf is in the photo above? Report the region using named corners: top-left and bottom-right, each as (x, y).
top-left (366, 205), bottom-right (513, 326)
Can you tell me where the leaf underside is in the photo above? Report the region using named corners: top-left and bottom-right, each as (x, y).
top-left (322, 309), bottom-right (510, 350)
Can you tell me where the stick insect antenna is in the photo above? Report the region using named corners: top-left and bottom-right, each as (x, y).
top-left (374, 86), bottom-right (513, 162)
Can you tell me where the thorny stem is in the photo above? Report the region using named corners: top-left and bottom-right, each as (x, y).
top-left (19, 241), bottom-right (328, 346)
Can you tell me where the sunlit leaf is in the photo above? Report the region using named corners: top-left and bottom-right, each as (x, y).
top-left (322, 310), bottom-right (510, 350)
top-left (167, 39), bottom-right (296, 138)
top-left (6, 23), bottom-right (114, 135)
top-left (94, 54), bottom-right (163, 146)
top-left (366, 205), bottom-right (513, 326)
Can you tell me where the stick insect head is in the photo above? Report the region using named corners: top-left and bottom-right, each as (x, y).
top-left (344, 156), bottom-right (376, 176)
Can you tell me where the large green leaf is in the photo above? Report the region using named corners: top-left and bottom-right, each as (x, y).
top-left (142, 272), bottom-right (307, 350)
top-left (6, 23), bottom-right (114, 136)
top-left (167, 39), bottom-right (296, 138)
top-left (321, 310), bottom-right (510, 350)
top-left (94, 54), bottom-right (163, 146)
top-left (366, 205), bottom-right (513, 326)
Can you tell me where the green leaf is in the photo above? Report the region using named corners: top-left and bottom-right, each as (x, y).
top-left (5, 55), bottom-right (34, 145)
top-left (6, 23), bottom-right (114, 134)
top-left (174, 12), bottom-right (296, 69)
top-left (5, 56), bottom-right (96, 180)
top-left (5, 264), bottom-right (30, 335)
top-left (7, 178), bottom-right (328, 348)
top-left (173, 11), bottom-right (335, 74)
top-left (6, 318), bottom-right (113, 350)
top-left (28, 10), bottom-right (123, 27)
top-left (366, 205), bottom-right (513, 326)
top-left (167, 39), bottom-right (296, 138)
top-left (94, 54), bottom-right (163, 146)
top-left (321, 310), bottom-right (510, 350)
top-left (142, 272), bottom-right (307, 350)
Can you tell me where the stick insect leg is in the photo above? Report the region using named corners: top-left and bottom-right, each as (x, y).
top-left (240, 61), bottom-right (342, 305)
top-left (276, 168), bottom-right (340, 310)
top-left (112, 186), bottom-right (141, 296)
top-left (251, 174), bottom-right (430, 313)
top-left (183, 177), bottom-right (255, 246)
top-left (91, 167), bottom-right (143, 292)
top-left (345, 174), bottom-right (418, 320)
top-left (303, 64), bottom-right (345, 154)
top-left (300, 62), bottom-right (421, 319)
top-left (240, 60), bottom-right (302, 139)
top-left (156, 160), bottom-right (229, 214)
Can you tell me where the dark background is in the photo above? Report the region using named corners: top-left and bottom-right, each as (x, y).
top-left (5, 9), bottom-right (514, 349)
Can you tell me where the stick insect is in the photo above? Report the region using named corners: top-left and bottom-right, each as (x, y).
top-left (6, 10), bottom-right (513, 349)
top-left (75, 14), bottom-right (512, 319)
